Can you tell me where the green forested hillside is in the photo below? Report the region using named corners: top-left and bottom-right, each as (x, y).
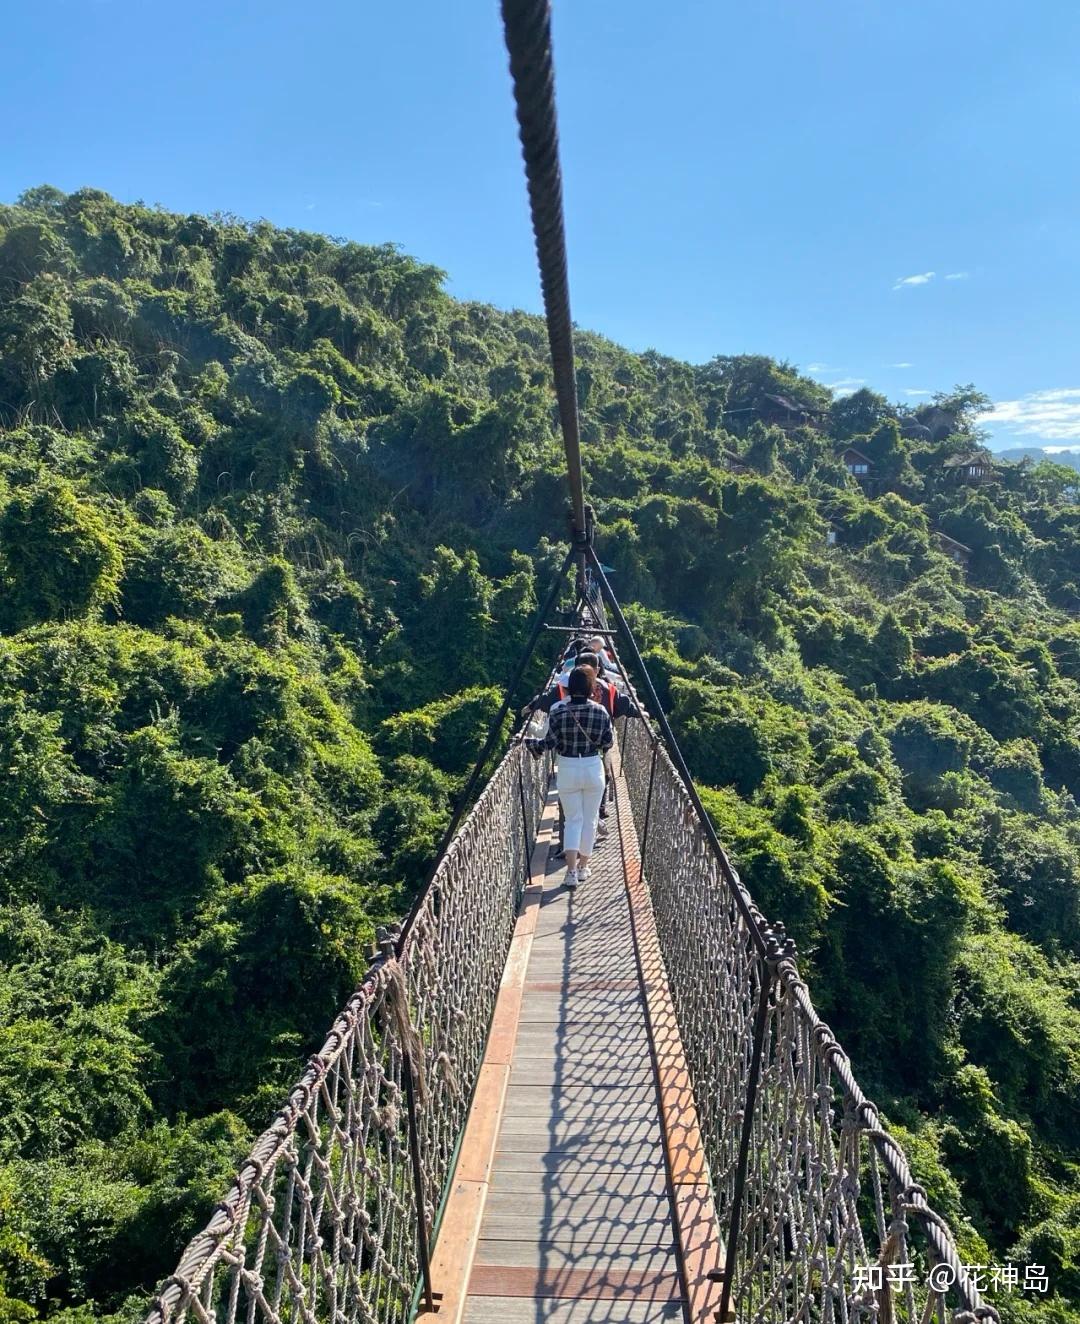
top-left (0, 187), bottom-right (1078, 1323)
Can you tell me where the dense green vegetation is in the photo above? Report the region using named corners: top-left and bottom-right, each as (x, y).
top-left (0, 187), bottom-right (1078, 1324)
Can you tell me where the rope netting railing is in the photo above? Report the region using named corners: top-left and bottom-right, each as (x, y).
top-left (586, 573), bottom-right (995, 1324)
top-left (146, 738), bottom-right (551, 1324)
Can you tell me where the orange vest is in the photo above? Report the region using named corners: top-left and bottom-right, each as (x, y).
top-left (556, 679), bottom-right (617, 714)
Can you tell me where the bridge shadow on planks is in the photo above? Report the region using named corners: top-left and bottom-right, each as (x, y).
top-left (462, 796), bottom-right (686, 1324)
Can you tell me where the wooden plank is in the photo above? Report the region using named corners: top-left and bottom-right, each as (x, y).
top-left (494, 1136), bottom-right (663, 1165)
top-left (522, 966), bottom-right (640, 983)
top-left (483, 1189), bottom-right (671, 1222)
top-left (498, 1114), bottom-right (661, 1142)
top-left (503, 1083), bottom-right (659, 1116)
top-left (510, 1025), bottom-right (651, 1053)
top-left (509, 1041), bottom-right (653, 1068)
top-left (509, 1060), bottom-right (654, 1089)
top-left (485, 984), bottom-right (524, 1066)
top-left (478, 1212), bottom-right (672, 1246)
top-left (416, 1179), bottom-right (485, 1323)
top-left (469, 1261), bottom-right (680, 1298)
top-left (456, 1062), bottom-right (511, 1184)
top-left (508, 1066), bottom-right (654, 1091)
top-left (522, 978), bottom-right (641, 993)
top-left (509, 1039), bottom-right (652, 1063)
top-left (671, 1182), bottom-right (731, 1324)
top-left (484, 1167), bottom-right (670, 1197)
top-left (476, 1235), bottom-right (677, 1269)
top-left (492, 1149), bottom-right (664, 1176)
top-left (463, 1296), bottom-right (684, 1323)
top-left (479, 1233), bottom-right (677, 1265)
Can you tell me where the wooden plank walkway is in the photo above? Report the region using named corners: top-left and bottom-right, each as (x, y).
top-left (458, 749), bottom-right (681, 1324)
top-left (423, 741), bottom-right (726, 1324)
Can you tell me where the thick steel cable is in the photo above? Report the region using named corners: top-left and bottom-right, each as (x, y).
top-left (500, 0), bottom-right (588, 567)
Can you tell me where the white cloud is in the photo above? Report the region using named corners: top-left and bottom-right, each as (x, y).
top-left (891, 361), bottom-right (914, 368)
top-left (945, 271), bottom-right (970, 280)
top-left (828, 377), bottom-right (866, 397)
top-left (893, 271), bottom-right (935, 290)
top-left (805, 362), bottom-right (831, 373)
top-left (904, 389), bottom-right (932, 396)
top-left (979, 388), bottom-right (1080, 442)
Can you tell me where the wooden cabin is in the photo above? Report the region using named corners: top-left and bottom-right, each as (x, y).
top-left (842, 447), bottom-right (873, 479)
top-left (943, 450), bottom-right (994, 483)
top-left (760, 393), bottom-right (821, 430)
top-left (933, 531), bottom-right (972, 568)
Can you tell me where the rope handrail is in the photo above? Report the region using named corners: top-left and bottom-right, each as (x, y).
top-left (588, 570), bottom-right (996, 1324)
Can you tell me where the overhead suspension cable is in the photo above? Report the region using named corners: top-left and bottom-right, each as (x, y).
top-left (500, 0), bottom-right (589, 585)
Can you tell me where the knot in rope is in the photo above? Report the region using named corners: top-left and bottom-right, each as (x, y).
top-left (434, 1050), bottom-right (459, 1097)
top-left (379, 956), bottom-right (428, 1105)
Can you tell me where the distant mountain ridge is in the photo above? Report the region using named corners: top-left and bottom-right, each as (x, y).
top-left (994, 444), bottom-right (1080, 470)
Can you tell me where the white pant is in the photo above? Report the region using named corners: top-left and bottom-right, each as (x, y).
top-left (557, 755), bottom-right (605, 855)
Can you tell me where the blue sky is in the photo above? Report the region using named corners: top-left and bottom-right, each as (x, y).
top-left (5, 0), bottom-right (1080, 449)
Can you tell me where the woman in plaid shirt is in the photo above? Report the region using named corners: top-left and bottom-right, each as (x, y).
top-left (526, 666), bottom-right (613, 890)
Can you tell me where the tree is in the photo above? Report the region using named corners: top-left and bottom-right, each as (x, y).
top-left (827, 387), bottom-right (889, 440)
top-left (0, 480), bottom-right (122, 629)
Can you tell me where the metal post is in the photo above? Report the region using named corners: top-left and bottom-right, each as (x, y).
top-left (402, 1051), bottom-right (438, 1313)
top-left (639, 744), bottom-right (658, 867)
top-left (517, 751), bottom-right (532, 887)
top-left (718, 932), bottom-right (782, 1324)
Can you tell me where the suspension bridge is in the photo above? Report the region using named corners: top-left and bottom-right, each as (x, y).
top-left (143, 5), bottom-right (998, 1323)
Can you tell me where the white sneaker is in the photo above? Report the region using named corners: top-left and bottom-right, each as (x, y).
top-left (564, 869), bottom-right (579, 890)
top-left (577, 865), bottom-right (591, 882)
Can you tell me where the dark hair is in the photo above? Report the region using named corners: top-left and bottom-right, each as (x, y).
top-left (567, 666), bottom-right (593, 700)
top-left (565, 637), bottom-right (587, 658)
top-left (576, 651), bottom-right (600, 672)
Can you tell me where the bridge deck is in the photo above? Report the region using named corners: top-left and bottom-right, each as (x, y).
top-left (464, 801), bottom-right (682, 1323)
top-left (426, 746), bottom-right (725, 1324)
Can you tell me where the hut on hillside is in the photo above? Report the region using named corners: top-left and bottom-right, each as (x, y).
top-left (933, 531), bottom-right (973, 568)
top-left (943, 450), bottom-right (995, 484)
top-left (760, 393), bottom-right (822, 430)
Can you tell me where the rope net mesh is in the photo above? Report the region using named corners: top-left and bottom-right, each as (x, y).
top-left (146, 739), bottom-right (551, 1324)
top-left (599, 574), bottom-right (992, 1324)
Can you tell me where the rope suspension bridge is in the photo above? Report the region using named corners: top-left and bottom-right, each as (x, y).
top-left (145, 5), bottom-right (997, 1323)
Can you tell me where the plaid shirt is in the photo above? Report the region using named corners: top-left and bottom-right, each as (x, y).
top-left (527, 698), bottom-right (613, 759)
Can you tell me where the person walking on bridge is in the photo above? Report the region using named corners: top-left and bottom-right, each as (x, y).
top-left (522, 652), bottom-right (637, 851)
top-left (586, 634), bottom-right (616, 672)
top-left (573, 652), bottom-right (636, 838)
top-left (522, 654), bottom-right (635, 722)
top-left (525, 666), bottom-right (613, 890)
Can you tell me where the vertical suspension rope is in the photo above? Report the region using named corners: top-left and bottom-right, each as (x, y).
top-left (500, 0), bottom-right (588, 584)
